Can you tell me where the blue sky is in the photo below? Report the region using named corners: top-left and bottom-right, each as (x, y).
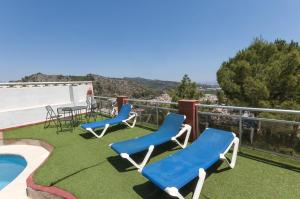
top-left (0, 0), bottom-right (300, 83)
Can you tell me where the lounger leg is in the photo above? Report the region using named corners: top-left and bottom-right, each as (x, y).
top-left (229, 137), bottom-right (239, 169)
top-left (164, 169), bottom-right (206, 199)
top-left (192, 169), bottom-right (206, 199)
top-left (120, 153), bottom-right (141, 169)
top-left (86, 124), bottom-right (109, 138)
top-left (138, 145), bottom-right (154, 172)
top-left (118, 145), bottom-right (155, 172)
top-left (164, 187), bottom-right (185, 199)
top-left (220, 137), bottom-right (239, 169)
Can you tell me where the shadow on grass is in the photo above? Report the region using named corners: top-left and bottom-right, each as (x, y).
top-left (44, 124), bottom-right (74, 134)
top-left (107, 142), bottom-right (180, 172)
top-left (107, 156), bottom-right (136, 172)
top-left (43, 124), bottom-right (57, 129)
top-left (135, 123), bottom-right (158, 132)
top-left (238, 151), bottom-right (300, 172)
top-left (133, 160), bottom-right (226, 199)
top-left (50, 161), bottom-right (106, 186)
top-left (57, 127), bottom-right (74, 133)
top-left (133, 181), bottom-right (169, 199)
top-left (78, 124), bottom-right (128, 139)
top-left (133, 181), bottom-right (213, 199)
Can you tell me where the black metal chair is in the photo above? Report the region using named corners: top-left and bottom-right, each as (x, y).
top-left (57, 107), bottom-right (65, 118)
top-left (86, 97), bottom-right (98, 121)
top-left (44, 105), bottom-right (73, 132)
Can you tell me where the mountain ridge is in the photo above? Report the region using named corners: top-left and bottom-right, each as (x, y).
top-left (16, 73), bottom-right (180, 99)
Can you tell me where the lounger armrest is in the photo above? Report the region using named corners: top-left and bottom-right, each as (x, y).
top-left (130, 111), bottom-right (137, 115)
top-left (192, 168), bottom-right (206, 199)
top-left (122, 112), bottom-right (137, 128)
top-left (122, 112), bottom-right (137, 122)
top-left (164, 187), bottom-right (184, 199)
top-left (173, 124), bottom-right (191, 139)
top-left (128, 112), bottom-right (137, 119)
top-left (171, 124), bottom-right (192, 148)
top-left (164, 168), bottom-right (207, 199)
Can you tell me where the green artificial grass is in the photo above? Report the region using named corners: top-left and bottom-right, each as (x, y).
top-left (4, 118), bottom-right (300, 199)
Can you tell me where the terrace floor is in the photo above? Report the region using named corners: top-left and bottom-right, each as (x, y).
top-left (3, 117), bottom-right (300, 199)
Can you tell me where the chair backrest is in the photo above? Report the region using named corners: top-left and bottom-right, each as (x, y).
top-left (86, 98), bottom-right (91, 105)
top-left (87, 96), bottom-right (97, 109)
top-left (117, 104), bottom-right (132, 119)
top-left (91, 98), bottom-right (97, 109)
top-left (158, 113), bottom-right (186, 135)
top-left (45, 105), bottom-right (57, 118)
top-left (57, 107), bottom-right (64, 115)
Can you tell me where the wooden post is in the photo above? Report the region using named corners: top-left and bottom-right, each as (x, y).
top-left (117, 96), bottom-right (128, 112)
top-left (178, 100), bottom-right (199, 140)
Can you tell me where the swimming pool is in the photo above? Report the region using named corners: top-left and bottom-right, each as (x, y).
top-left (0, 154), bottom-right (27, 190)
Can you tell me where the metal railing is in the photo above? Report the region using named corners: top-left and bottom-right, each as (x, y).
top-left (197, 104), bottom-right (300, 158)
top-left (198, 104), bottom-right (300, 115)
top-left (93, 96), bottom-right (300, 158)
top-left (127, 98), bottom-right (178, 106)
top-left (128, 98), bottom-right (178, 128)
top-left (94, 96), bottom-right (117, 116)
top-left (94, 96), bottom-right (178, 129)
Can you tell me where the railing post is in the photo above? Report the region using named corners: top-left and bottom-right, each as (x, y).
top-left (117, 96), bottom-right (128, 113)
top-left (178, 100), bottom-right (199, 140)
top-left (156, 103), bottom-right (159, 128)
top-left (239, 110), bottom-right (243, 146)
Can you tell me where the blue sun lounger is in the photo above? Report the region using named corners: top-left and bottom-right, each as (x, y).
top-left (141, 128), bottom-right (239, 199)
top-left (81, 104), bottom-right (137, 138)
top-left (109, 113), bottom-right (192, 171)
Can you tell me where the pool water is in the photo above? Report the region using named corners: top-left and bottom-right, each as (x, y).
top-left (0, 154), bottom-right (27, 190)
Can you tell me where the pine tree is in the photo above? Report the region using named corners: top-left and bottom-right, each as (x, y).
top-left (171, 74), bottom-right (202, 102)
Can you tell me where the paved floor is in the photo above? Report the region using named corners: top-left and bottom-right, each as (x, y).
top-left (0, 144), bottom-right (50, 199)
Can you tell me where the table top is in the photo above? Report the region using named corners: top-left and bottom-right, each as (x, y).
top-left (61, 105), bottom-right (86, 111)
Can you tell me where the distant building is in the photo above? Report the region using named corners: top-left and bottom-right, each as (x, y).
top-left (199, 94), bottom-right (218, 103)
top-left (151, 93), bottom-right (172, 102)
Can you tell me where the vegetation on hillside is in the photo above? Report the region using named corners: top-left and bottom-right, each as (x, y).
top-left (18, 73), bottom-right (211, 100)
top-left (124, 77), bottom-right (179, 92)
top-left (19, 73), bottom-right (169, 99)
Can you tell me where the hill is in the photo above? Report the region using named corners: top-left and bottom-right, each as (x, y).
top-left (124, 77), bottom-right (179, 91)
top-left (17, 73), bottom-right (178, 99)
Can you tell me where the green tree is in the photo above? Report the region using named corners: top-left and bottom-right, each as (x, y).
top-left (216, 90), bottom-right (226, 104)
top-left (171, 74), bottom-right (202, 102)
top-left (217, 38), bottom-right (300, 108)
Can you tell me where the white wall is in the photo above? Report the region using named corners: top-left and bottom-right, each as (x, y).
top-left (0, 82), bottom-right (93, 130)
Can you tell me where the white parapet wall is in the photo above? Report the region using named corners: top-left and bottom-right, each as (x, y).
top-left (0, 81), bottom-right (93, 130)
